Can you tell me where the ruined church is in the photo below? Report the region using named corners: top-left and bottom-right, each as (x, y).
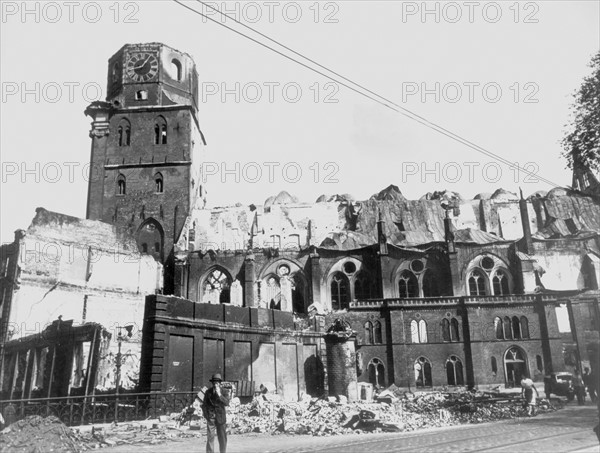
top-left (1, 43), bottom-right (599, 402)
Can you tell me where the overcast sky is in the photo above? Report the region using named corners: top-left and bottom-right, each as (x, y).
top-left (1, 0), bottom-right (599, 243)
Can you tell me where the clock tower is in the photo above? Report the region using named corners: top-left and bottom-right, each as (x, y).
top-left (85, 43), bottom-right (206, 293)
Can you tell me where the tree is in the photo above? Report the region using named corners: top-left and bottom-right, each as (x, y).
top-left (561, 51), bottom-right (600, 172)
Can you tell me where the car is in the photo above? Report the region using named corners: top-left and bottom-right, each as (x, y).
top-left (544, 372), bottom-right (575, 401)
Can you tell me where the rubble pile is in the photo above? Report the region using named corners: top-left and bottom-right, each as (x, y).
top-left (227, 389), bottom-right (560, 436)
top-left (0, 415), bottom-right (83, 453)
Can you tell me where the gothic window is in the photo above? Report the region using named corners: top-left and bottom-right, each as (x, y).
top-left (468, 270), bottom-right (487, 296)
top-left (415, 357), bottom-right (432, 388)
top-left (492, 270), bottom-right (510, 295)
top-left (504, 346), bottom-right (528, 388)
top-left (512, 316), bottom-right (521, 339)
top-left (117, 119), bottom-right (131, 147)
top-left (354, 272), bottom-right (372, 300)
top-left (503, 316), bottom-right (513, 340)
top-left (410, 320), bottom-right (419, 343)
top-left (495, 317), bottom-right (504, 340)
top-left (172, 59), bottom-right (183, 81)
top-left (331, 272), bottom-right (350, 310)
top-left (264, 275), bottom-right (281, 310)
top-left (117, 174), bottom-right (126, 195)
top-left (450, 318), bottom-right (460, 342)
top-left (202, 268), bottom-right (231, 304)
top-left (491, 356), bottom-right (498, 374)
top-left (154, 117), bottom-right (167, 145)
top-left (398, 270), bottom-right (418, 298)
top-left (442, 318), bottom-right (450, 342)
top-left (520, 316), bottom-right (530, 339)
top-left (364, 321), bottom-right (373, 344)
top-left (374, 321), bottom-right (382, 344)
top-left (446, 356), bottom-right (464, 386)
top-left (368, 358), bottom-right (385, 388)
top-left (136, 219), bottom-right (164, 261)
top-left (154, 172), bottom-right (164, 193)
top-left (417, 319), bottom-right (428, 343)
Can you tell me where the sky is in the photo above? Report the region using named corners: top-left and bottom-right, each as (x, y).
top-left (1, 0), bottom-right (599, 244)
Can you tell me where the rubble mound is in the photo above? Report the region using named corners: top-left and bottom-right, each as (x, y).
top-left (228, 390), bottom-right (560, 436)
top-left (0, 415), bottom-right (82, 453)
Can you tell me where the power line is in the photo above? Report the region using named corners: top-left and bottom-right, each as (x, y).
top-left (174, 0), bottom-right (561, 188)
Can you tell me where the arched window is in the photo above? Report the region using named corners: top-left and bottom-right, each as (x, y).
top-left (446, 356), bottom-right (464, 386)
top-left (415, 357), bottom-right (432, 387)
top-left (468, 270), bottom-right (487, 296)
top-left (117, 174), bottom-right (126, 195)
top-left (291, 273), bottom-right (307, 314)
top-left (136, 219), bottom-right (164, 261)
top-left (154, 172), bottom-right (163, 193)
top-left (201, 268), bottom-right (231, 304)
top-left (491, 356), bottom-right (498, 374)
top-left (512, 316), bottom-right (521, 339)
top-left (154, 117), bottom-right (167, 145)
top-left (504, 316), bottom-right (513, 340)
top-left (450, 318), bottom-right (460, 342)
top-left (441, 318), bottom-right (450, 342)
top-left (330, 272), bottom-right (350, 310)
top-left (520, 316), bottom-right (530, 339)
top-left (354, 272), bottom-right (372, 300)
top-left (264, 275), bottom-right (281, 310)
top-left (368, 358), bottom-right (385, 388)
top-left (492, 270), bottom-right (510, 295)
top-left (418, 319), bottom-right (428, 343)
top-left (117, 119), bottom-right (131, 146)
top-left (410, 320), bottom-right (419, 343)
top-left (364, 321), bottom-right (373, 344)
top-left (398, 270), bottom-right (418, 298)
top-left (504, 346), bottom-right (528, 388)
top-left (172, 59), bottom-right (182, 81)
top-left (494, 317), bottom-right (504, 340)
top-left (374, 321), bottom-right (382, 344)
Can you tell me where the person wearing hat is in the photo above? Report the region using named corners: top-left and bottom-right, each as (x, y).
top-left (202, 373), bottom-right (230, 453)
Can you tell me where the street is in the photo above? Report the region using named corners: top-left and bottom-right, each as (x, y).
top-left (103, 404), bottom-right (599, 453)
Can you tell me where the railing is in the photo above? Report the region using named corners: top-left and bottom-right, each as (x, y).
top-left (0, 391), bottom-right (197, 427)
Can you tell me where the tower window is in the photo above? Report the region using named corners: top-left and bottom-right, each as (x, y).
top-left (135, 90), bottom-right (148, 101)
top-left (117, 119), bottom-right (131, 146)
top-left (154, 117), bottom-right (167, 144)
top-left (172, 59), bottom-right (183, 81)
top-left (154, 172), bottom-right (164, 193)
top-left (117, 174), bottom-right (126, 195)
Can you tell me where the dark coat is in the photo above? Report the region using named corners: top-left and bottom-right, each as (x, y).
top-left (202, 387), bottom-right (230, 425)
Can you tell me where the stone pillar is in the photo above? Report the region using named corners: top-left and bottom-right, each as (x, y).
top-left (324, 320), bottom-right (358, 401)
top-left (310, 252), bottom-right (321, 305)
top-left (244, 252), bottom-right (256, 308)
top-left (444, 211), bottom-right (462, 296)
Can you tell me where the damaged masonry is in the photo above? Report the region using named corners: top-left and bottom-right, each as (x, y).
top-left (1, 42), bottom-right (599, 440)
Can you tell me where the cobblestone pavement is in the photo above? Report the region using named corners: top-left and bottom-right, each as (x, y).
top-left (103, 404), bottom-right (599, 453)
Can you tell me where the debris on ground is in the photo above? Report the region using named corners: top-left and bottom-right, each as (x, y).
top-left (0, 389), bottom-right (565, 451)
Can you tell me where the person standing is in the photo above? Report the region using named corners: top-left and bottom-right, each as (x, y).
top-left (583, 368), bottom-right (597, 403)
top-left (202, 373), bottom-right (230, 453)
top-left (521, 376), bottom-right (539, 416)
top-left (573, 371), bottom-right (586, 405)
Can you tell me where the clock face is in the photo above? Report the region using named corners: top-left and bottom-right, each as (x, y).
top-left (126, 52), bottom-right (159, 83)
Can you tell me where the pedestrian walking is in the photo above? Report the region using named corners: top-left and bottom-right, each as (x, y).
top-left (521, 376), bottom-right (539, 416)
top-left (573, 371), bottom-right (586, 405)
top-left (202, 373), bottom-right (230, 453)
top-left (583, 368), bottom-right (597, 403)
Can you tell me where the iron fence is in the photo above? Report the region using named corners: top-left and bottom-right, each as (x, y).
top-left (0, 391), bottom-right (197, 427)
